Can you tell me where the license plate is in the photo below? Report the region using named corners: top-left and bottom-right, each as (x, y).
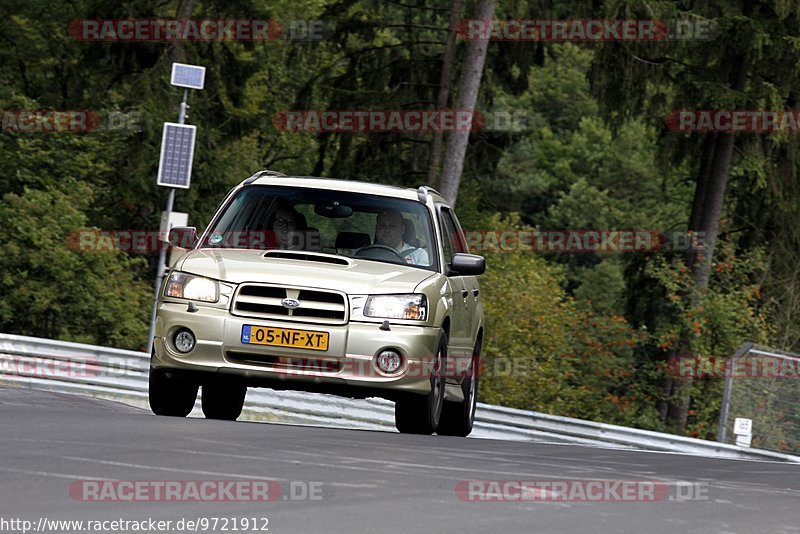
top-left (241, 325), bottom-right (329, 351)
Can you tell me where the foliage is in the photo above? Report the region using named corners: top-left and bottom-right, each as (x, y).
top-left (635, 241), bottom-right (771, 438)
top-left (0, 180), bottom-right (151, 349)
top-left (470, 211), bottom-right (653, 427)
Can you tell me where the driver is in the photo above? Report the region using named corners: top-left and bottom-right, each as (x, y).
top-left (270, 200), bottom-right (303, 250)
top-left (374, 208), bottom-right (428, 265)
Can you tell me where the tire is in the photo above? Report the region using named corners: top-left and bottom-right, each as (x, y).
top-left (201, 383), bottom-right (247, 421)
top-left (395, 330), bottom-right (447, 435)
top-left (149, 367), bottom-right (198, 417)
top-left (437, 336), bottom-right (481, 437)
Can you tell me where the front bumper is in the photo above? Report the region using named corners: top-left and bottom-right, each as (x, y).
top-left (152, 302), bottom-right (440, 398)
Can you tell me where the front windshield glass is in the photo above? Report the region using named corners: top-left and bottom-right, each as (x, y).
top-left (201, 185), bottom-right (437, 271)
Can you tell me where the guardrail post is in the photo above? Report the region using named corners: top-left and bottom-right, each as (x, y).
top-left (717, 343), bottom-right (752, 443)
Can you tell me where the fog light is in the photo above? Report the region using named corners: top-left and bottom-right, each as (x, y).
top-left (174, 329), bottom-right (196, 353)
top-left (376, 350), bottom-right (403, 374)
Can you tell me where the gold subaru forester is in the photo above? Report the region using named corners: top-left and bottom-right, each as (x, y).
top-left (149, 171), bottom-right (485, 436)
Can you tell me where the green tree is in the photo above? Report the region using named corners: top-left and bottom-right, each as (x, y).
top-left (0, 180), bottom-right (151, 349)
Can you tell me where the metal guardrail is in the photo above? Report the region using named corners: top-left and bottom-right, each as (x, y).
top-left (1, 333), bottom-right (798, 463)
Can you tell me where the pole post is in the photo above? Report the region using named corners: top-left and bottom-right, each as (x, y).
top-left (146, 89), bottom-right (189, 354)
top-left (717, 342), bottom-right (753, 442)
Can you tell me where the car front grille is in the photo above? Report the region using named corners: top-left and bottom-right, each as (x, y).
top-left (231, 284), bottom-right (347, 325)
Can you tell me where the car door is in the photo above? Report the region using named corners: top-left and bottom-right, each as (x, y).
top-left (448, 208), bottom-right (479, 350)
top-left (437, 206), bottom-right (470, 357)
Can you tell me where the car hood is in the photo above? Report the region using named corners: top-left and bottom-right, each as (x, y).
top-left (177, 248), bottom-right (436, 294)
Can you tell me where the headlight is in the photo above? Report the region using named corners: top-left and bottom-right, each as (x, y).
top-left (164, 272), bottom-right (219, 302)
top-left (364, 294), bottom-right (427, 320)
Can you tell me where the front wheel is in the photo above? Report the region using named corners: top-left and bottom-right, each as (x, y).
top-left (437, 337), bottom-right (481, 437)
top-left (201, 383), bottom-right (247, 421)
top-left (395, 330), bottom-right (447, 435)
top-left (149, 368), bottom-right (198, 417)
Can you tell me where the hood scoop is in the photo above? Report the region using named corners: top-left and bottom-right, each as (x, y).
top-left (263, 250), bottom-right (350, 266)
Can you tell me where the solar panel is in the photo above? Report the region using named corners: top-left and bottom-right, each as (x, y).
top-left (156, 123), bottom-right (197, 189)
top-left (170, 63), bottom-right (206, 90)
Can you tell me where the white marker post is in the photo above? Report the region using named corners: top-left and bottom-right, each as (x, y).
top-left (733, 418), bottom-right (753, 448)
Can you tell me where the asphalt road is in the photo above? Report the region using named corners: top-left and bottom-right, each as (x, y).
top-left (0, 387), bottom-right (797, 534)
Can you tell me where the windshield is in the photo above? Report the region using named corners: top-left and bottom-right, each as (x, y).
top-left (201, 185), bottom-right (438, 271)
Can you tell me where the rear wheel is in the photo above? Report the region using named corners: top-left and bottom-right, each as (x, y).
top-left (201, 383), bottom-right (247, 421)
top-left (395, 330), bottom-right (447, 435)
top-left (437, 336), bottom-right (481, 437)
top-left (148, 367), bottom-right (198, 417)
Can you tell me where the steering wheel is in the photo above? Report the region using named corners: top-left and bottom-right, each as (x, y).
top-left (354, 244), bottom-right (407, 262)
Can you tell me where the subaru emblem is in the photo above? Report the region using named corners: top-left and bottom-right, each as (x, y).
top-left (281, 298), bottom-right (301, 309)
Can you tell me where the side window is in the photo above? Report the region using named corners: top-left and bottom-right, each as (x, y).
top-left (439, 207), bottom-right (466, 266)
top-left (449, 210), bottom-right (468, 254)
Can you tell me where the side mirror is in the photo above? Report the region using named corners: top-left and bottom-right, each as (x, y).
top-left (167, 226), bottom-right (197, 269)
top-left (168, 226), bottom-right (197, 249)
top-left (450, 253), bottom-right (486, 276)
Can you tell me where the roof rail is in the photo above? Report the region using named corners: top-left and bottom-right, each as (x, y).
top-left (244, 170), bottom-right (287, 185)
top-left (416, 185), bottom-right (440, 203)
